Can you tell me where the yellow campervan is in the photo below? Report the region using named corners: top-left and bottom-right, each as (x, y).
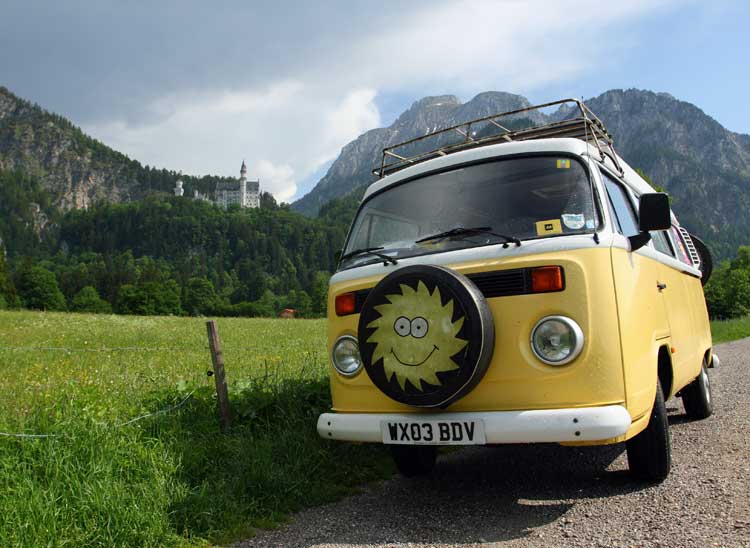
top-left (317, 99), bottom-right (717, 482)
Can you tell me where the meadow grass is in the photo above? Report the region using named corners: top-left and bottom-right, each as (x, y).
top-left (709, 315), bottom-right (750, 344)
top-left (1, 311), bottom-right (746, 547)
top-left (0, 311), bottom-right (392, 547)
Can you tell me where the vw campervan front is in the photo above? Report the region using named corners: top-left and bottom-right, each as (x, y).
top-left (317, 99), bottom-right (716, 482)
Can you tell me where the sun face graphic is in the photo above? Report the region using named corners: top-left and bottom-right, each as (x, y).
top-left (366, 280), bottom-right (468, 391)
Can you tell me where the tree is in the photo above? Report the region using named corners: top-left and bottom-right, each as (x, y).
top-left (725, 269), bottom-right (750, 318)
top-left (184, 277), bottom-right (218, 316)
top-left (16, 266), bottom-right (67, 311)
top-left (703, 245), bottom-right (750, 319)
top-left (253, 289), bottom-right (279, 317)
top-left (311, 271), bottom-right (331, 316)
top-left (284, 289), bottom-right (312, 317)
top-left (116, 284), bottom-right (148, 315)
top-left (116, 281), bottom-right (181, 316)
top-left (71, 286), bottom-right (112, 314)
top-left (0, 252), bottom-right (18, 308)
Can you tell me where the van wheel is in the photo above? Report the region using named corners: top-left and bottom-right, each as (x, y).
top-left (681, 360), bottom-right (713, 420)
top-left (626, 380), bottom-right (671, 482)
top-left (390, 445), bottom-right (437, 477)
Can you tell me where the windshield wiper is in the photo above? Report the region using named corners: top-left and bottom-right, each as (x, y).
top-left (339, 246), bottom-right (398, 265)
top-left (416, 226), bottom-right (521, 247)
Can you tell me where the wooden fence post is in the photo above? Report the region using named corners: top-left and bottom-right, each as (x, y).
top-left (206, 320), bottom-right (231, 432)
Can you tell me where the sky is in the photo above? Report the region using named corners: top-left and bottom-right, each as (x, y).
top-left (1, 0), bottom-right (747, 202)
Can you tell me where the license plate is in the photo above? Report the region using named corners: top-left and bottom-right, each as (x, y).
top-left (381, 419), bottom-right (486, 445)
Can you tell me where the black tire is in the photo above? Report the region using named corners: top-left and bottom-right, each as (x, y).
top-left (626, 380), bottom-right (671, 482)
top-left (681, 360), bottom-right (713, 420)
top-left (390, 445), bottom-right (438, 477)
top-left (689, 233), bottom-right (713, 285)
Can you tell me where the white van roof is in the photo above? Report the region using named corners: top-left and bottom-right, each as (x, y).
top-left (363, 137), bottom-right (656, 201)
top-left (364, 98), bottom-right (658, 202)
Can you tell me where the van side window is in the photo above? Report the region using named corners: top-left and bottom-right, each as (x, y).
top-left (650, 230), bottom-right (674, 257)
top-left (602, 173), bottom-right (639, 237)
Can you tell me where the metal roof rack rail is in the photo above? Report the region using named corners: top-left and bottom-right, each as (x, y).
top-left (373, 98), bottom-right (624, 178)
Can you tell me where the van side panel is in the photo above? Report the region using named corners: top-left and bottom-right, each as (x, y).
top-left (674, 272), bottom-right (712, 390)
top-left (610, 246), bottom-right (670, 424)
top-left (327, 247), bottom-right (625, 414)
top-left (657, 265), bottom-right (703, 395)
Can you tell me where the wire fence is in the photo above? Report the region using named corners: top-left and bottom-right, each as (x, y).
top-left (1, 340), bottom-right (327, 440)
top-left (0, 346), bottom-right (261, 352)
top-left (0, 389), bottom-right (197, 439)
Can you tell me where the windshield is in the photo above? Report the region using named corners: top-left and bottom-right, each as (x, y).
top-left (341, 156), bottom-right (598, 269)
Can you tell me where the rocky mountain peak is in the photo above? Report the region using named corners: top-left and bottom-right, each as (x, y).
top-left (293, 88), bottom-right (750, 258)
top-left (0, 87), bottom-right (18, 122)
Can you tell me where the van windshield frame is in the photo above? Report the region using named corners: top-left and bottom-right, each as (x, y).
top-left (339, 154), bottom-right (601, 270)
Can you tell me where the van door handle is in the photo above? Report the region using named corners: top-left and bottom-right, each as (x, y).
top-left (657, 282), bottom-right (667, 291)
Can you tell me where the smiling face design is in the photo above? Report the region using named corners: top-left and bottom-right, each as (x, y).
top-left (367, 281), bottom-right (467, 391)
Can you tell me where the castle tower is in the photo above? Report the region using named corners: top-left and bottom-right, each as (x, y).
top-left (174, 179), bottom-right (184, 197)
top-left (239, 160), bottom-right (247, 208)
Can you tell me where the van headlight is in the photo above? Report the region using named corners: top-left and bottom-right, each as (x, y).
top-left (332, 335), bottom-right (363, 376)
top-left (530, 316), bottom-right (584, 365)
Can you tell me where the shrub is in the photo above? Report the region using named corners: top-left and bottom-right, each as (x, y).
top-left (71, 286), bottom-right (112, 314)
top-left (16, 266), bottom-right (67, 311)
top-left (184, 277), bottom-right (218, 316)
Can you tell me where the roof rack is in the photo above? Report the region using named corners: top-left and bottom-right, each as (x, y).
top-left (373, 98), bottom-right (623, 178)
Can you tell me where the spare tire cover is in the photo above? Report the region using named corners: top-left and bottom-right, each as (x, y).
top-left (358, 265), bottom-right (495, 408)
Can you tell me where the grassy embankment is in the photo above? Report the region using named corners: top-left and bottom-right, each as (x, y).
top-left (708, 315), bottom-right (750, 344)
top-left (1, 311), bottom-right (748, 547)
top-left (0, 311), bottom-right (392, 548)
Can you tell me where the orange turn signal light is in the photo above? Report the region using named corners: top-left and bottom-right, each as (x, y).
top-left (335, 292), bottom-right (356, 316)
top-left (531, 266), bottom-right (564, 293)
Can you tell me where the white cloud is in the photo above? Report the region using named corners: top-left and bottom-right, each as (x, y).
top-left (85, 83), bottom-right (380, 201)
top-left (315, 89), bottom-right (381, 169)
top-left (254, 160), bottom-right (296, 202)
top-left (82, 0), bottom-right (676, 202)
top-left (336, 0), bottom-right (676, 95)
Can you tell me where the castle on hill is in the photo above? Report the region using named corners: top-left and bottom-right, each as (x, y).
top-left (174, 160), bottom-right (260, 209)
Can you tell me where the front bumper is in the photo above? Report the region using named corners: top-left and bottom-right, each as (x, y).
top-left (317, 405), bottom-right (631, 444)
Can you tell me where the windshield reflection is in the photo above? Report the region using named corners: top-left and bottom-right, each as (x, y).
top-left (340, 156), bottom-right (598, 269)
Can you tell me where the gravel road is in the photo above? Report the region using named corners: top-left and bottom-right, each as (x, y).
top-left (235, 339), bottom-right (750, 548)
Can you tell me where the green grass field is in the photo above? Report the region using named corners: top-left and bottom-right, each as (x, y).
top-left (0, 311), bottom-right (392, 547)
top-left (2, 310), bottom-right (748, 548)
top-left (708, 315), bottom-right (750, 344)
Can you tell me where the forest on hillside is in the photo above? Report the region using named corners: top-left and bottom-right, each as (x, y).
top-left (0, 169), bottom-right (355, 317)
top-left (1, 166), bottom-right (749, 320)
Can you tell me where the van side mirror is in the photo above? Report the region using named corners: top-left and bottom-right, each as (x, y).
top-left (627, 232), bottom-right (650, 252)
top-left (627, 193), bottom-right (670, 252)
top-left (638, 193), bottom-right (671, 231)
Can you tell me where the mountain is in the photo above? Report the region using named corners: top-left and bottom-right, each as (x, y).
top-left (0, 86), bottom-right (233, 210)
top-left (293, 89), bottom-right (750, 258)
top-left (577, 90), bottom-right (750, 257)
top-left (292, 92), bottom-right (540, 217)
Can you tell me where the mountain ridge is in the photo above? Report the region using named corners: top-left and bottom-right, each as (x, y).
top-left (1, 84), bottom-right (749, 258)
top-left (0, 86), bottom-right (235, 210)
top-left (292, 88), bottom-right (750, 258)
